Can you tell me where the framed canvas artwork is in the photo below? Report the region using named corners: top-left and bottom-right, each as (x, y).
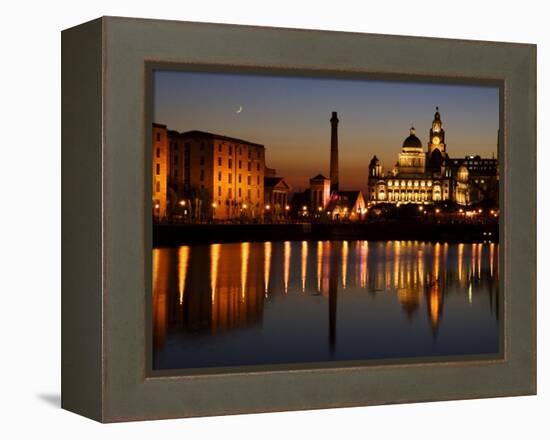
top-left (62, 16), bottom-right (536, 422)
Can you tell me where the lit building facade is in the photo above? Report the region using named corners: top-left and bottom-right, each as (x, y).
top-left (309, 174), bottom-right (331, 210)
top-left (367, 108), bottom-right (498, 206)
top-left (264, 176), bottom-right (291, 219)
top-left (152, 123), bottom-right (170, 220)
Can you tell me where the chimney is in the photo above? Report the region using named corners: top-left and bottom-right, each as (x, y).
top-left (330, 111), bottom-right (339, 193)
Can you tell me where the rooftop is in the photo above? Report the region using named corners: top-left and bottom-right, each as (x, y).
top-left (179, 130), bottom-right (265, 148)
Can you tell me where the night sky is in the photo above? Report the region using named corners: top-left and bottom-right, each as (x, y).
top-left (154, 70), bottom-right (499, 191)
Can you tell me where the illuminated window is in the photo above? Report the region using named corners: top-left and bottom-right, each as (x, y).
top-left (228, 159), bottom-right (232, 168)
top-left (247, 175), bottom-right (251, 185)
top-left (248, 162), bottom-right (251, 171)
top-left (156, 148), bottom-right (160, 158)
top-left (238, 174), bottom-right (242, 183)
top-left (156, 164), bottom-right (160, 175)
top-left (218, 157), bottom-right (222, 166)
top-left (218, 186), bottom-right (221, 196)
top-left (155, 182), bottom-right (160, 192)
top-left (228, 173), bottom-right (232, 183)
top-left (218, 172), bottom-right (222, 181)
top-left (239, 160), bottom-right (242, 169)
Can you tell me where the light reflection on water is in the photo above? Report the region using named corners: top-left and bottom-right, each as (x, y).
top-left (153, 240), bottom-right (499, 370)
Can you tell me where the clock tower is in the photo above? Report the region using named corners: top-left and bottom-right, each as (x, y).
top-left (428, 107), bottom-right (446, 154)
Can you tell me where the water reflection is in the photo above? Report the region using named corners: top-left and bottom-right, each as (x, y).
top-left (153, 240), bottom-right (500, 370)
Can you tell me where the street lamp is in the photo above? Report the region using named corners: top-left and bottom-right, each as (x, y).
top-left (179, 200), bottom-right (186, 207)
top-left (154, 203), bottom-right (160, 223)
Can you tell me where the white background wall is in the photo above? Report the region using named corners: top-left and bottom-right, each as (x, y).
top-left (0, 0), bottom-right (546, 437)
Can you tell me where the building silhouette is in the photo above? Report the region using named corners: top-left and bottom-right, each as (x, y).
top-left (153, 107), bottom-right (498, 222)
top-left (367, 107), bottom-right (498, 206)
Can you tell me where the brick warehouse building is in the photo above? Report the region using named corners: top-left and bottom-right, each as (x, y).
top-left (152, 125), bottom-right (266, 221)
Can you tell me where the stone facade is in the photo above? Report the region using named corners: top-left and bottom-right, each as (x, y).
top-left (367, 108), bottom-right (498, 206)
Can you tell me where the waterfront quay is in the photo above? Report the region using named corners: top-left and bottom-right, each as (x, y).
top-left (153, 221), bottom-right (498, 247)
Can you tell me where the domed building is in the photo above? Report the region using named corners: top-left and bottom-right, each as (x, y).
top-left (367, 107), bottom-right (498, 206)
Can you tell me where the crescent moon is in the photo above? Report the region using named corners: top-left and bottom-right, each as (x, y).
top-left (236, 105), bottom-right (243, 114)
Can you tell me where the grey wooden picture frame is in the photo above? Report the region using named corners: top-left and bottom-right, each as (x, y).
top-left (61, 16), bottom-right (536, 422)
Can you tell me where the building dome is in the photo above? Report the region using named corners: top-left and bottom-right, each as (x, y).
top-left (402, 127), bottom-right (423, 150)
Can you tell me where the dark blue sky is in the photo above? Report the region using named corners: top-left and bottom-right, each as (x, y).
top-left (154, 70), bottom-right (499, 191)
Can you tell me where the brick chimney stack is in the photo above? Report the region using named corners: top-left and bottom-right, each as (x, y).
top-left (330, 111), bottom-right (339, 193)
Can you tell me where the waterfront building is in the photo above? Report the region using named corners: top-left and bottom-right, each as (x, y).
top-left (367, 108), bottom-right (498, 206)
top-left (178, 130), bottom-right (266, 221)
top-left (167, 130), bottom-right (187, 196)
top-left (326, 191), bottom-right (367, 221)
top-left (264, 176), bottom-right (292, 219)
top-left (152, 125), bottom-right (268, 221)
top-left (291, 112), bottom-right (367, 221)
top-left (309, 174), bottom-right (331, 211)
top-left (152, 123), bottom-right (170, 220)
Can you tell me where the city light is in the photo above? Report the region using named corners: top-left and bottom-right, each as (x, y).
top-left (317, 206), bottom-right (323, 212)
top-left (418, 206), bottom-right (424, 212)
top-left (212, 202), bottom-right (217, 208)
top-left (242, 203), bottom-right (247, 209)
top-left (435, 208), bottom-right (440, 214)
top-left (179, 200), bottom-right (186, 206)
top-left (154, 203), bottom-right (160, 209)
top-left (265, 204), bottom-right (271, 210)
top-left (302, 205), bottom-right (307, 211)
top-left (285, 205), bottom-right (290, 211)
